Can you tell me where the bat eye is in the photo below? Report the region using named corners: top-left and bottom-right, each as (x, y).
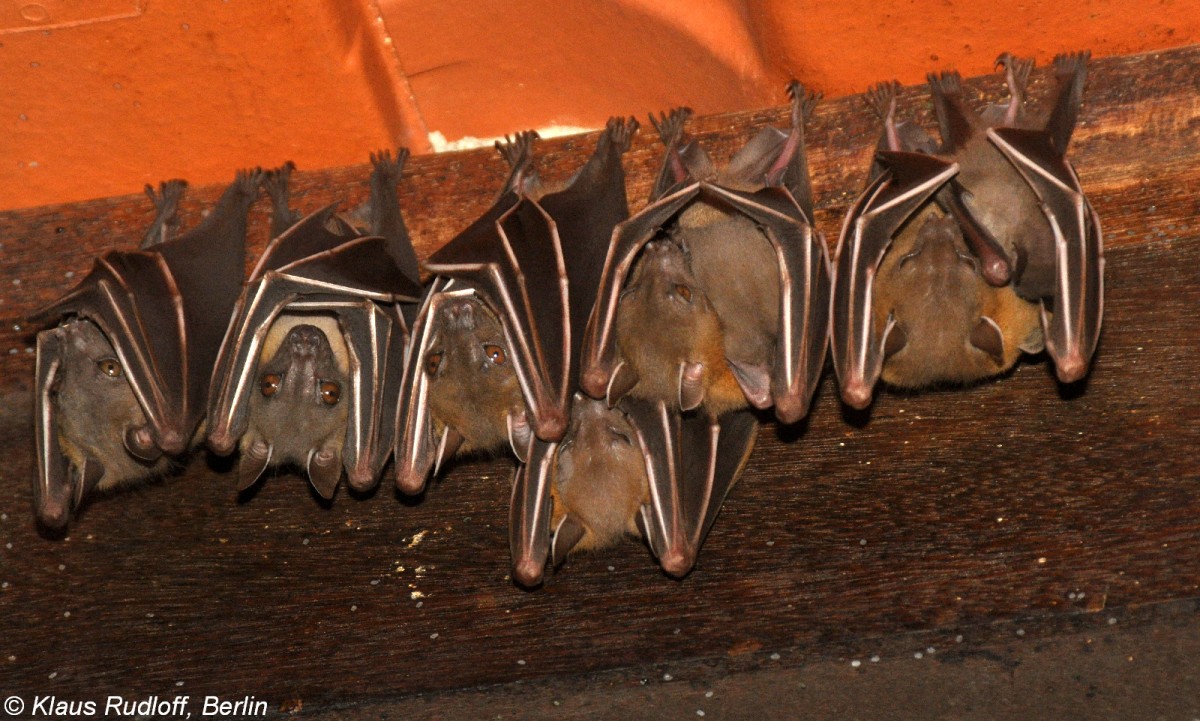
top-left (425, 352), bottom-right (444, 376)
top-left (608, 427), bottom-right (633, 445)
top-left (674, 284), bottom-right (692, 302)
top-left (96, 358), bottom-right (123, 378)
top-left (260, 373), bottom-right (281, 397)
top-left (484, 344), bottom-right (507, 365)
top-left (320, 381), bottom-right (341, 406)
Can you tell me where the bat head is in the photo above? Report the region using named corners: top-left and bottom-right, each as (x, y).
top-left (613, 239), bottom-right (730, 412)
top-left (875, 213), bottom-right (1037, 387)
top-left (239, 317), bottom-right (350, 498)
top-left (549, 397), bottom-right (647, 566)
top-left (35, 319), bottom-right (171, 528)
top-left (423, 295), bottom-right (525, 456)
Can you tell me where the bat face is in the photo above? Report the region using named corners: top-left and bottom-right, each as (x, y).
top-left (36, 319), bottom-right (170, 527)
top-left (614, 237), bottom-right (737, 414)
top-left (423, 295), bottom-right (524, 456)
top-left (549, 397), bottom-right (647, 565)
top-left (238, 316), bottom-right (350, 495)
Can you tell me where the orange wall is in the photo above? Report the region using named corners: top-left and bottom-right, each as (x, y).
top-left (2, 0), bottom-right (1196, 210)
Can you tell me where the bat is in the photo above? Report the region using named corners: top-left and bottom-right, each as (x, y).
top-left (581, 82), bottom-right (830, 425)
top-left (206, 152), bottom-right (422, 499)
top-left (831, 52), bottom-right (1103, 409)
top-left (31, 170), bottom-right (263, 528)
top-left (514, 94), bottom-right (811, 582)
top-left (530, 394), bottom-right (759, 581)
top-left (394, 118), bottom-right (637, 500)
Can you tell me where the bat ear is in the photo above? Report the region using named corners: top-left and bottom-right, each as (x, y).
top-left (678, 362), bottom-right (706, 412)
top-left (1020, 325), bottom-right (1046, 355)
top-left (727, 360), bottom-right (773, 410)
top-left (883, 322), bottom-right (908, 360)
top-left (237, 440), bottom-right (272, 492)
top-left (970, 316), bottom-right (1006, 366)
top-left (307, 446), bottom-right (342, 500)
top-left (507, 411), bottom-right (534, 463)
top-left (432, 426), bottom-right (465, 478)
top-left (606, 361), bottom-right (639, 407)
top-left (123, 425), bottom-right (164, 462)
top-left (550, 515), bottom-right (587, 568)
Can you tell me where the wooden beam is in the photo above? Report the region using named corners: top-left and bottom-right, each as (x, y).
top-left (0, 45), bottom-right (1197, 715)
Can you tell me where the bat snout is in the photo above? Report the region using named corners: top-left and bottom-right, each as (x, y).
top-left (285, 324), bottom-right (326, 358)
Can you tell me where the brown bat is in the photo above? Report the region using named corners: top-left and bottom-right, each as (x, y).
top-left (831, 52), bottom-right (1103, 409)
top-left (581, 82), bottom-right (830, 424)
top-left (31, 170), bottom-right (262, 528)
top-left (394, 119), bottom-right (638, 501)
top-left (206, 152), bottom-right (422, 499)
top-left (535, 394), bottom-right (759, 579)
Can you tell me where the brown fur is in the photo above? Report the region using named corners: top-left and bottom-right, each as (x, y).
top-left (614, 238), bottom-right (744, 414)
top-left (875, 208), bottom-right (1041, 388)
top-left (425, 297), bottom-right (523, 454)
top-left (550, 398), bottom-right (647, 555)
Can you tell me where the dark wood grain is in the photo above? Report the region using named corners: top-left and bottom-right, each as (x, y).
top-left (0, 46), bottom-right (1198, 717)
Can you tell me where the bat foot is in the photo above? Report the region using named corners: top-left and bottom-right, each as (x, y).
top-left (604, 116), bottom-right (640, 154)
top-left (232, 167), bottom-right (266, 202)
top-left (786, 81), bottom-right (821, 128)
top-left (864, 80), bottom-right (900, 121)
top-left (263, 161), bottom-right (295, 203)
top-left (927, 71), bottom-right (964, 98)
top-left (1053, 51), bottom-right (1091, 80)
top-left (649, 107), bottom-right (693, 149)
top-left (369, 148), bottom-right (410, 183)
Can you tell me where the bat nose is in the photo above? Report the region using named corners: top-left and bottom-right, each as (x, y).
top-left (286, 324), bottom-right (325, 356)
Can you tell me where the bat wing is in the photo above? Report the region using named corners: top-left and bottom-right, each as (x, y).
top-left (700, 183), bottom-right (830, 422)
top-left (509, 435), bottom-right (554, 587)
top-left (424, 195), bottom-right (572, 442)
top-left (33, 329), bottom-right (103, 528)
top-left (831, 150), bottom-right (959, 408)
top-left (207, 235), bottom-right (415, 493)
top-left (987, 127), bottom-right (1103, 382)
top-left (393, 278), bottom-right (473, 494)
top-left (580, 184), bottom-right (702, 400)
top-left (624, 398), bottom-right (758, 578)
top-left (32, 252), bottom-right (191, 453)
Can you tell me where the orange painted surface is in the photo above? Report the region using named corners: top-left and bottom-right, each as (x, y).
top-left (1, 0), bottom-right (1196, 210)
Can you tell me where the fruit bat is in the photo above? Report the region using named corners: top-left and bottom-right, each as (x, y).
top-left (831, 52), bottom-right (1103, 409)
top-left (523, 393), bottom-right (758, 582)
top-left (393, 118), bottom-right (638, 498)
top-left (498, 113), bottom-right (767, 584)
top-left (31, 170), bottom-right (262, 529)
top-left (580, 82), bottom-right (830, 425)
top-left (206, 152), bottom-right (422, 498)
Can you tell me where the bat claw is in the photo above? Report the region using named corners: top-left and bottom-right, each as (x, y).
top-left (649, 107), bottom-right (693, 149)
top-left (786, 80), bottom-right (821, 127)
top-left (604, 116), bottom-right (640, 154)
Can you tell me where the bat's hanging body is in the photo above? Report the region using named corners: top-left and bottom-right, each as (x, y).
top-left (206, 153), bottom-right (422, 499)
top-left (31, 171), bottom-right (262, 528)
top-left (394, 120), bottom-right (637, 502)
top-left (581, 83), bottom-right (830, 424)
top-left (831, 52), bottom-right (1103, 409)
